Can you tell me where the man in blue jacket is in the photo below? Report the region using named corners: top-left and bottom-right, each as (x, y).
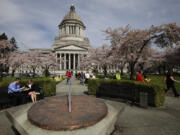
top-left (8, 78), bottom-right (26, 105)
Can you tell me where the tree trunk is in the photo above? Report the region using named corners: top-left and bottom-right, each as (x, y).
top-left (44, 66), bottom-right (50, 77)
top-left (0, 71), bottom-right (2, 81)
top-left (130, 63), bottom-right (135, 80)
top-left (158, 66), bottom-right (161, 74)
top-left (0, 66), bottom-right (3, 81)
top-left (11, 69), bottom-right (15, 77)
top-left (163, 65), bottom-right (166, 75)
top-left (120, 67), bottom-right (124, 75)
top-left (103, 66), bottom-right (107, 76)
top-left (33, 68), bottom-right (36, 77)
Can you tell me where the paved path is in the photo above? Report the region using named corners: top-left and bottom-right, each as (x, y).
top-left (0, 78), bottom-right (180, 135)
top-left (112, 96), bottom-right (180, 135)
top-left (56, 77), bottom-right (88, 96)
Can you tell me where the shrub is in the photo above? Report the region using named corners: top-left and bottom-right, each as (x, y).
top-left (88, 79), bottom-right (165, 107)
top-left (0, 77), bottom-right (58, 97)
top-left (40, 81), bottom-right (57, 97)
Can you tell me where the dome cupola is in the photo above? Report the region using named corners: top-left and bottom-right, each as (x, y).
top-left (58, 5), bottom-right (86, 37)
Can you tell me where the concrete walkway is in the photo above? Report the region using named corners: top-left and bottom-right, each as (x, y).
top-left (0, 77), bottom-right (180, 135)
top-left (56, 77), bottom-right (88, 96)
top-left (112, 96), bottom-right (180, 135)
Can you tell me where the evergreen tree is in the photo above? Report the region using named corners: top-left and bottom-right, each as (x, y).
top-left (0, 33), bottom-right (8, 40)
top-left (10, 37), bottom-right (18, 51)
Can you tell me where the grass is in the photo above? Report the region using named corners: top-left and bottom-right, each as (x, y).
top-left (125, 74), bottom-right (180, 92)
top-left (97, 74), bottom-right (180, 92)
top-left (146, 75), bottom-right (180, 92)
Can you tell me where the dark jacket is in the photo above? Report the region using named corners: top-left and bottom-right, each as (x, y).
top-left (166, 74), bottom-right (174, 86)
top-left (26, 83), bottom-right (40, 92)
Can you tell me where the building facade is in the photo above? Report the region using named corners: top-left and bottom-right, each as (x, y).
top-left (10, 5), bottom-right (125, 76)
top-left (52, 5), bottom-right (91, 75)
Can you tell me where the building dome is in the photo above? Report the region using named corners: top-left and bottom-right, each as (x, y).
top-left (59, 5), bottom-right (85, 28)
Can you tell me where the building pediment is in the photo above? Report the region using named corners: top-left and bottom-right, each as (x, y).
top-left (55, 45), bottom-right (88, 51)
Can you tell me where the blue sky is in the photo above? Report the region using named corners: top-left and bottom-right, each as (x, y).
top-left (0, 0), bottom-right (180, 49)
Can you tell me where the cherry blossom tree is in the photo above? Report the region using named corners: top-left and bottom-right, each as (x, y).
top-left (8, 51), bottom-right (26, 76)
top-left (40, 52), bottom-right (58, 77)
top-left (24, 50), bottom-right (42, 77)
top-left (0, 40), bottom-right (16, 78)
top-left (105, 23), bottom-right (180, 80)
top-left (165, 46), bottom-right (180, 69)
top-left (80, 44), bottom-right (113, 75)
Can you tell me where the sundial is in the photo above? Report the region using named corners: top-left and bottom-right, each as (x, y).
top-left (27, 95), bottom-right (108, 130)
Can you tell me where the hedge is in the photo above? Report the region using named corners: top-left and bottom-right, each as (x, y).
top-left (0, 77), bottom-right (59, 97)
top-left (88, 79), bottom-right (165, 107)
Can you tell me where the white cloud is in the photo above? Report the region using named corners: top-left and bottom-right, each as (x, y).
top-left (0, 0), bottom-right (24, 24)
top-left (0, 0), bottom-right (180, 49)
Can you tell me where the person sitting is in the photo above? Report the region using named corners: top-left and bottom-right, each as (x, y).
top-left (8, 78), bottom-right (26, 105)
top-left (136, 71), bottom-right (144, 82)
top-left (25, 80), bottom-right (39, 102)
top-left (144, 75), bottom-right (151, 83)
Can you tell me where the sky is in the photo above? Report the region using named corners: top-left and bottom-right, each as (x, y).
top-left (0, 0), bottom-right (180, 49)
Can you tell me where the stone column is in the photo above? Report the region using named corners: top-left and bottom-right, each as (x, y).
top-left (64, 53), bottom-right (66, 70)
top-left (72, 26), bottom-right (74, 34)
top-left (76, 26), bottom-right (79, 35)
top-left (59, 28), bottom-right (61, 37)
top-left (79, 27), bottom-right (81, 36)
top-left (78, 54), bottom-right (81, 70)
top-left (60, 53), bottom-right (62, 70)
top-left (56, 53), bottom-right (57, 63)
top-left (69, 26), bottom-right (71, 34)
top-left (66, 26), bottom-right (68, 35)
top-left (70, 26), bottom-right (72, 34)
top-left (69, 53), bottom-right (71, 70)
top-left (73, 53), bottom-right (75, 70)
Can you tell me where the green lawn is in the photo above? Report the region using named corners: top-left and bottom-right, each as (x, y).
top-left (99, 74), bottom-right (180, 92)
top-left (120, 74), bottom-right (180, 92)
top-left (147, 75), bottom-right (180, 92)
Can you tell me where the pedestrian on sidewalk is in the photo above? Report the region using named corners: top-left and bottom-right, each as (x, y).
top-left (66, 70), bottom-right (72, 85)
top-left (85, 71), bottom-right (90, 84)
top-left (164, 70), bottom-right (180, 97)
top-left (80, 72), bottom-right (84, 85)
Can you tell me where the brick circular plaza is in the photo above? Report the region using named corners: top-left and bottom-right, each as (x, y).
top-left (27, 95), bottom-right (108, 131)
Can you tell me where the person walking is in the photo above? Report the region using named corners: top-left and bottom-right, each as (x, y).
top-left (85, 71), bottom-right (90, 84)
top-left (66, 70), bottom-right (72, 85)
top-left (164, 70), bottom-right (180, 97)
top-left (80, 72), bottom-right (84, 85)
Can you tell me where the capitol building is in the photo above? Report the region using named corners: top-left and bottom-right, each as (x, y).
top-left (12, 5), bottom-right (119, 76)
top-left (52, 5), bottom-right (91, 75)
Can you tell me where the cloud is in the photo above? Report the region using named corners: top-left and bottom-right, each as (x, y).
top-left (0, 0), bottom-right (180, 49)
top-left (0, 0), bottom-right (24, 24)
